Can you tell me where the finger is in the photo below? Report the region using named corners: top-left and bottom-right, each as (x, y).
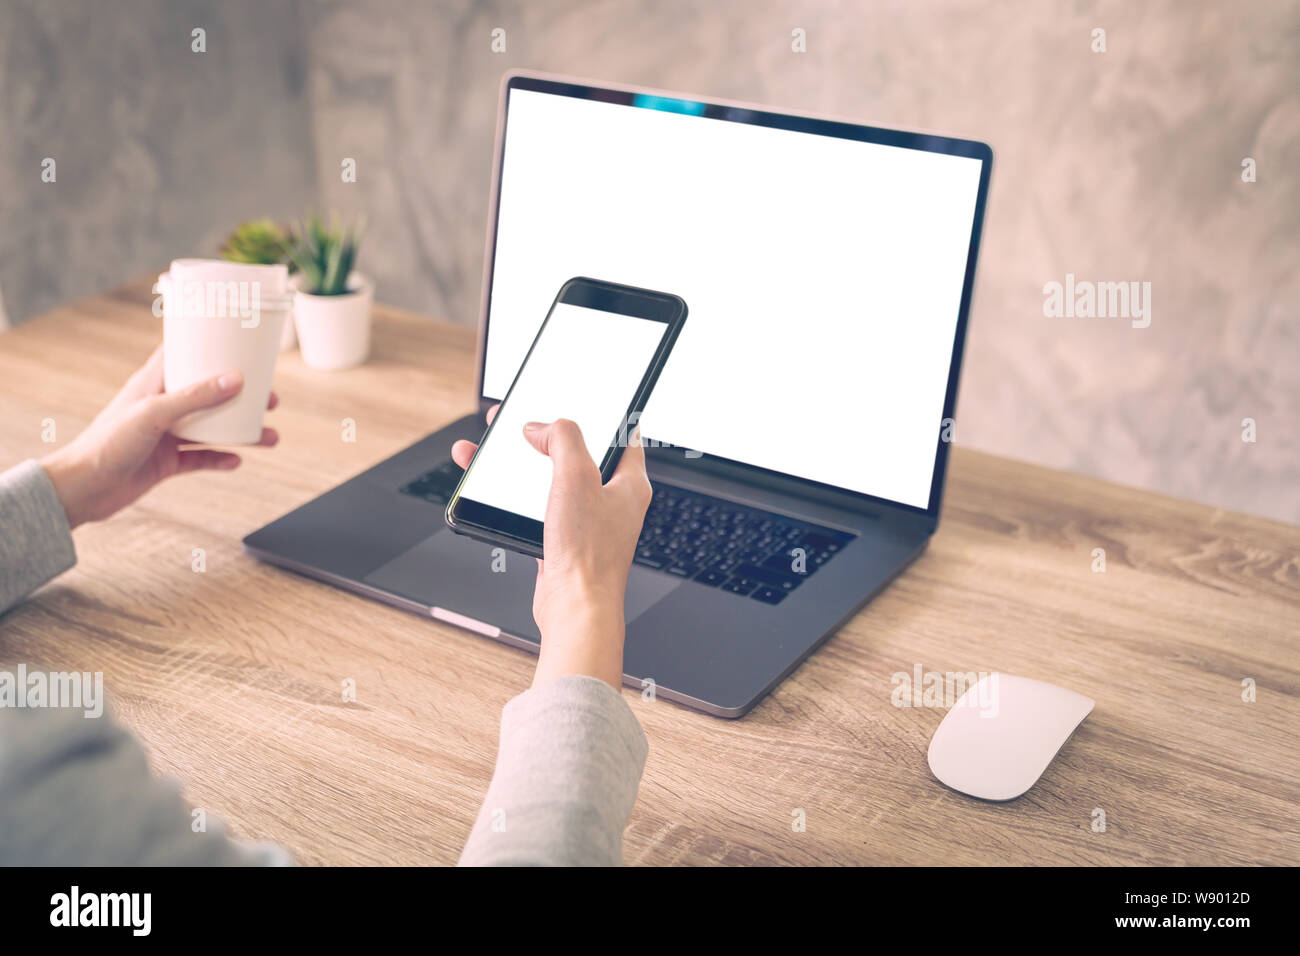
top-left (175, 449), bottom-right (242, 473)
top-left (266, 391), bottom-right (279, 411)
top-left (116, 344), bottom-right (166, 405)
top-left (608, 424), bottom-right (648, 490)
top-left (256, 427), bottom-right (279, 447)
top-left (146, 371), bottom-right (244, 431)
top-left (451, 439), bottom-right (478, 470)
top-left (486, 404), bottom-right (500, 426)
top-left (522, 419), bottom-right (598, 486)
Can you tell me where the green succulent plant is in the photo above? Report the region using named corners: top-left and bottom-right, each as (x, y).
top-left (285, 213), bottom-right (363, 296)
top-left (218, 218), bottom-right (291, 266)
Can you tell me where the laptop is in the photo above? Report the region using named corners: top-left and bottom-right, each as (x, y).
top-left (243, 71), bottom-right (993, 718)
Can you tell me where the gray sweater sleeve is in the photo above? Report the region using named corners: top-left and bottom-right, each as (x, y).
top-left (0, 675), bottom-right (648, 866)
top-left (459, 675), bottom-right (649, 866)
top-left (0, 459), bottom-right (287, 864)
top-left (1, 460), bottom-right (648, 866)
top-left (0, 705), bottom-right (291, 865)
top-left (0, 460), bottom-right (77, 614)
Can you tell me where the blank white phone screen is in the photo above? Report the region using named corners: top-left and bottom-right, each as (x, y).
top-left (459, 301), bottom-right (669, 523)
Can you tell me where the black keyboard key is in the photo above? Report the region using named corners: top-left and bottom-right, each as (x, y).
top-left (732, 562), bottom-right (802, 592)
top-left (722, 577), bottom-right (757, 596)
top-left (762, 550), bottom-right (812, 576)
top-left (800, 531), bottom-right (846, 553)
top-left (667, 563), bottom-right (699, 578)
top-left (694, 568), bottom-right (727, 586)
top-left (751, 586), bottom-right (787, 605)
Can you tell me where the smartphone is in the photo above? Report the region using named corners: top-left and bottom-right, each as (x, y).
top-left (445, 277), bottom-right (688, 558)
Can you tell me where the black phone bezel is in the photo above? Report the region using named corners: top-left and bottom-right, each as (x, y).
top-left (445, 276), bottom-right (687, 558)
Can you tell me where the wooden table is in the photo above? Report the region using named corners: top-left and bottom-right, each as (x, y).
top-left (1, 277), bottom-right (1296, 866)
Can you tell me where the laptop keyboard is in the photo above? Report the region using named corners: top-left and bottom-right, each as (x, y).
top-left (635, 483), bottom-right (854, 605)
top-left (399, 460), bottom-right (464, 505)
top-left (400, 462), bottom-right (855, 606)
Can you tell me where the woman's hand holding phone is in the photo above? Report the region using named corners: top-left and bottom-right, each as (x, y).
top-left (452, 405), bottom-right (652, 691)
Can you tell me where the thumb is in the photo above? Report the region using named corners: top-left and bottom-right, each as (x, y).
top-left (523, 419), bottom-right (598, 485)
top-left (147, 371), bottom-right (244, 431)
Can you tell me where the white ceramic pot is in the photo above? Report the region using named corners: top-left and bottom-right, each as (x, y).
top-left (292, 272), bottom-right (372, 371)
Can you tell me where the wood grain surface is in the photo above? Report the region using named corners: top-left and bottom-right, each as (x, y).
top-left (1, 277), bottom-right (1296, 866)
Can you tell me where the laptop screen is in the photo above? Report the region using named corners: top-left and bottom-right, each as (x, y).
top-left (482, 79), bottom-right (989, 512)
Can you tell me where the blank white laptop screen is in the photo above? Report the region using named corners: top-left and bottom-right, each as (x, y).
top-left (484, 87), bottom-right (983, 510)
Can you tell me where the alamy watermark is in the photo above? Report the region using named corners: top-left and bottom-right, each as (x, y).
top-left (151, 278), bottom-right (268, 328)
top-left (1043, 273), bottom-right (1151, 329)
top-left (614, 410), bottom-right (702, 458)
top-left (891, 666), bottom-right (999, 717)
top-left (0, 664), bottom-right (104, 718)
top-left (50, 886), bottom-right (150, 936)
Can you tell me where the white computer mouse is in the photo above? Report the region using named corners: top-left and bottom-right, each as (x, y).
top-left (926, 673), bottom-right (1094, 801)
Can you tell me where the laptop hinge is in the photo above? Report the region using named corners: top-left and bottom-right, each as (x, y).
top-left (645, 444), bottom-right (934, 530)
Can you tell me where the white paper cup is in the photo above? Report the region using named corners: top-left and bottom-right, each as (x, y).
top-left (161, 264), bottom-right (292, 444)
top-left (292, 272), bottom-right (373, 371)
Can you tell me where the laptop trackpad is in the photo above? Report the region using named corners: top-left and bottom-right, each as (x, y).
top-left (624, 566), bottom-right (682, 622)
top-left (363, 531), bottom-right (681, 638)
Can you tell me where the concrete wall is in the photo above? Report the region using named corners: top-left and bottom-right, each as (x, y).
top-left (0, 0), bottom-right (317, 325)
top-left (3, 0), bottom-right (1297, 523)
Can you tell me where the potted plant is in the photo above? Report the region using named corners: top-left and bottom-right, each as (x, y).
top-left (284, 213), bottom-right (371, 370)
top-left (219, 219), bottom-right (298, 350)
